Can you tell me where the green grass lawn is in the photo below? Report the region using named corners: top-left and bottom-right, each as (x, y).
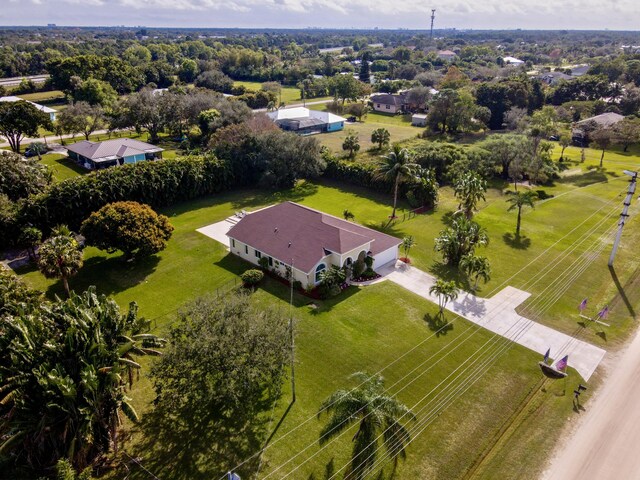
top-left (319, 122), bottom-right (421, 154)
top-left (14, 143), bottom-right (640, 480)
top-left (39, 153), bottom-right (87, 182)
top-left (17, 90), bottom-right (66, 104)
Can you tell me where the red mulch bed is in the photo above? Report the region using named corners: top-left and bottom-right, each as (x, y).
top-left (399, 257), bottom-right (412, 264)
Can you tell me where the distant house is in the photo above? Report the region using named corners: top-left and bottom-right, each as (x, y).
top-left (66, 138), bottom-right (164, 170)
top-left (538, 71), bottom-right (573, 85)
top-left (370, 93), bottom-right (405, 114)
top-left (411, 114), bottom-right (428, 127)
top-left (226, 202), bottom-right (401, 286)
top-left (572, 112), bottom-right (624, 146)
top-left (437, 50), bottom-right (457, 61)
top-left (503, 56), bottom-right (525, 66)
top-left (0, 95), bottom-right (57, 121)
top-left (568, 65), bottom-right (590, 77)
top-left (267, 107), bottom-right (346, 135)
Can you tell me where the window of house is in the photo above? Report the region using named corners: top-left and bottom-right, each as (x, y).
top-left (386, 105), bottom-right (390, 109)
top-left (231, 239), bottom-right (235, 248)
top-left (315, 263), bottom-right (327, 283)
top-left (255, 250), bottom-right (262, 259)
top-left (245, 245), bottom-right (248, 254)
top-left (268, 257), bottom-right (273, 267)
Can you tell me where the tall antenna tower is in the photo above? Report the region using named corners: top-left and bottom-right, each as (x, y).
top-left (430, 9), bottom-right (436, 39)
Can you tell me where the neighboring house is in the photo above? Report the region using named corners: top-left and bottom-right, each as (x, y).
top-left (437, 50), bottom-right (457, 61)
top-left (538, 71), bottom-right (573, 85)
top-left (0, 95), bottom-right (57, 121)
top-left (572, 112), bottom-right (624, 146)
top-left (66, 138), bottom-right (164, 170)
top-left (370, 93), bottom-right (405, 114)
top-left (411, 114), bottom-right (428, 127)
top-left (568, 65), bottom-right (591, 77)
top-left (226, 202), bottom-right (401, 286)
top-left (503, 56), bottom-right (524, 66)
top-left (267, 107), bottom-right (346, 135)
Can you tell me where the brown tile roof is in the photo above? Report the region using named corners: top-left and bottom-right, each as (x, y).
top-left (227, 202), bottom-right (401, 272)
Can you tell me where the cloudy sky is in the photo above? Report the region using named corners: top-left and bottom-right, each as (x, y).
top-left (2, 0), bottom-right (639, 30)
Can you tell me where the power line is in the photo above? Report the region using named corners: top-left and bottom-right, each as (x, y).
top-left (224, 186), bottom-right (624, 479)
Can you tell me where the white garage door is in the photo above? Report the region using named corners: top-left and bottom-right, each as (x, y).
top-left (373, 245), bottom-right (399, 270)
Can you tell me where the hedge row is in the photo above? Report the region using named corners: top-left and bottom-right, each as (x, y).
top-left (323, 157), bottom-right (394, 193)
top-left (6, 156), bottom-right (233, 244)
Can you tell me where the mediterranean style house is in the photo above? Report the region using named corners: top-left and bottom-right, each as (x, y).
top-left (66, 138), bottom-right (164, 170)
top-left (226, 202), bottom-right (401, 286)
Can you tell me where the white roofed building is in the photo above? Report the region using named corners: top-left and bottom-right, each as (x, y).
top-left (267, 107), bottom-right (346, 134)
top-left (0, 95), bottom-right (57, 121)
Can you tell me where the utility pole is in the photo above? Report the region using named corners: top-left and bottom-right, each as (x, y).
top-left (289, 257), bottom-right (296, 403)
top-left (609, 170), bottom-right (638, 267)
top-left (430, 9), bottom-right (436, 39)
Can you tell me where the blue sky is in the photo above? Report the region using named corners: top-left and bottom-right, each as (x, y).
top-left (2, 0), bottom-right (639, 30)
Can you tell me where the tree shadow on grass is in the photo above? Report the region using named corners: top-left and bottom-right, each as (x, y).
top-left (556, 169), bottom-right (608, 188)
top-left (44, 254), bottom-right (161, 299)
top-left (229, 181), bottom-right (320, 210)
top-left (503, 233), bottom-right (531, 250)
top-left (424, 312), bottom-right (454, 337)
top-left (430, 261), bottom-right (468, 287)
top-left (127, 397), bottom-right (274, 480)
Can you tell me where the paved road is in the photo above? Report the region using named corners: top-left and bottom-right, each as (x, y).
top-left (0, 129), bottom-right (113, 149)
top-left (0, 74), bottom-right (49, 87)
top-left (542, 326), bottom-right (640, 480)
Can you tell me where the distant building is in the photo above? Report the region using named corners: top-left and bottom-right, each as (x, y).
top-left (66, 138), bottom-right (164, 170)
top-left (503, 56), bottom-right (525, 66)
top-left (538, 71), bottom-right (573, 85)
top-left (0, 96), bottom-right (57, 122)
top-left (572, 112), bottom-right (624, 146)
top-left (411, 114), bottom-right (428, 127)
top-left (267, 107), bottom-right (345, 135)
top-left (568, 65), bottom-right (590, 77)
top-left (437, 50), bottom-right (457, 61)
top-left (370, 93), bottom-right (405, 114)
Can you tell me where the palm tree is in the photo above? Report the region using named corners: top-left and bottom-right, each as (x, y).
top-left (343, 209), bottom-right (355, 221)
top-left (429, 279), bottom-right (459, 315)
top-left (0, 288), bottom-right (163, 471)
top-left (506, 190), bottom-right (538, 237)
top-left (401, 235), bottom-right (416, 262)
top-left (318, 372), bottom-right (415, 480)
top-left (37, 226), bottom-right (84, 297)
top-left (375, 145), bottom-right (419, 224)
top-left (343, 132), bottom-right (361, 159)
top-left (434, 216), bottom-right (489, 267)
top-left (371, 128), bottom-right (391, 150)
top-left (454, 171), bottom-right (487, 219)
top-left (460, 254), bottom-right (491, 291)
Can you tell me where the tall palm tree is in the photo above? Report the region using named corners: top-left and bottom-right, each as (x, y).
top-left (434, 217), bottom-right (489, 267)
top-left (318, 372), bottom-right (415, 480)
top-left (401, 235), bottom-right (416, 262)
top-left (429, 279), bottom-right (459, 315)
top-left (375, 145), bottom-right (419, 224)
top-left (0, 288), bottom-right (164, 471)
top-left (459, 254), bottom-right (491, 291)
top-left (454, 171), bottom-right (487, 219)
top-left (506, 190), bottom-right (538, 237)
top-left (37, 226), bottom-right (84, 297)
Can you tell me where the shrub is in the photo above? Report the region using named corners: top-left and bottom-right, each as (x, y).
top-left (293, 280), bottom-right (303, 291)
top-left (80, 201), bottom-right (174, 260)
top-left (241, 269), bottom-right (264, 287)
top-left (258, 257), bottom-right (269, 270)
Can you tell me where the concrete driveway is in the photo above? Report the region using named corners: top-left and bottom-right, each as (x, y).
top-left (378, 261), bottom-right (606, 381)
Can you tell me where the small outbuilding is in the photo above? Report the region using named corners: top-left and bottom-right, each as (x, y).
top-left (267, 107), bottom-right (346, 134)
top-left (411, 114), bottom-right (428, 127)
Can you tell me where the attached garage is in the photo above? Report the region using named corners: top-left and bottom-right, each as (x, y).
top-left (373, 245), bottom-right (399, 270)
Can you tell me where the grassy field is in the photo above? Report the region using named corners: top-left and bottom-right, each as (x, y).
top-left (14, 143), bottom-right (640, 480)
top-left (39, 153), bottom-right (87, 182)
top-left (319, 122), bottom-right (421, 154)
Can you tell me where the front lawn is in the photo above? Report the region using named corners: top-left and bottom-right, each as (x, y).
top-left (14, 145), bottom-right (640, 479)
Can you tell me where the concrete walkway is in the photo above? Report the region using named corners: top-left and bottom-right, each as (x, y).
top-left (196, 215), bottom-right (240, 246)
top-left (378, 261), bottom-right (606, 381)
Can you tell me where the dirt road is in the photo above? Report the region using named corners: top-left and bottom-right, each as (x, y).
top-left (542, 326), bottom-right (640, 480)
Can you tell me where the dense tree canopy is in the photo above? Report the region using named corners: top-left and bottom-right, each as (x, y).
top-left (81, 201), bottom-right (174, 260)
top-left (0, 101), bottom-right (52, 153)
top-left (0, 151), bottom-right (52, 201)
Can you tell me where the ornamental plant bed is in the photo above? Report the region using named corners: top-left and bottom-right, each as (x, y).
top-left (351, 272), bottom-right (381, 283)
top-left (399, 257), bottom-right (412, 264)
